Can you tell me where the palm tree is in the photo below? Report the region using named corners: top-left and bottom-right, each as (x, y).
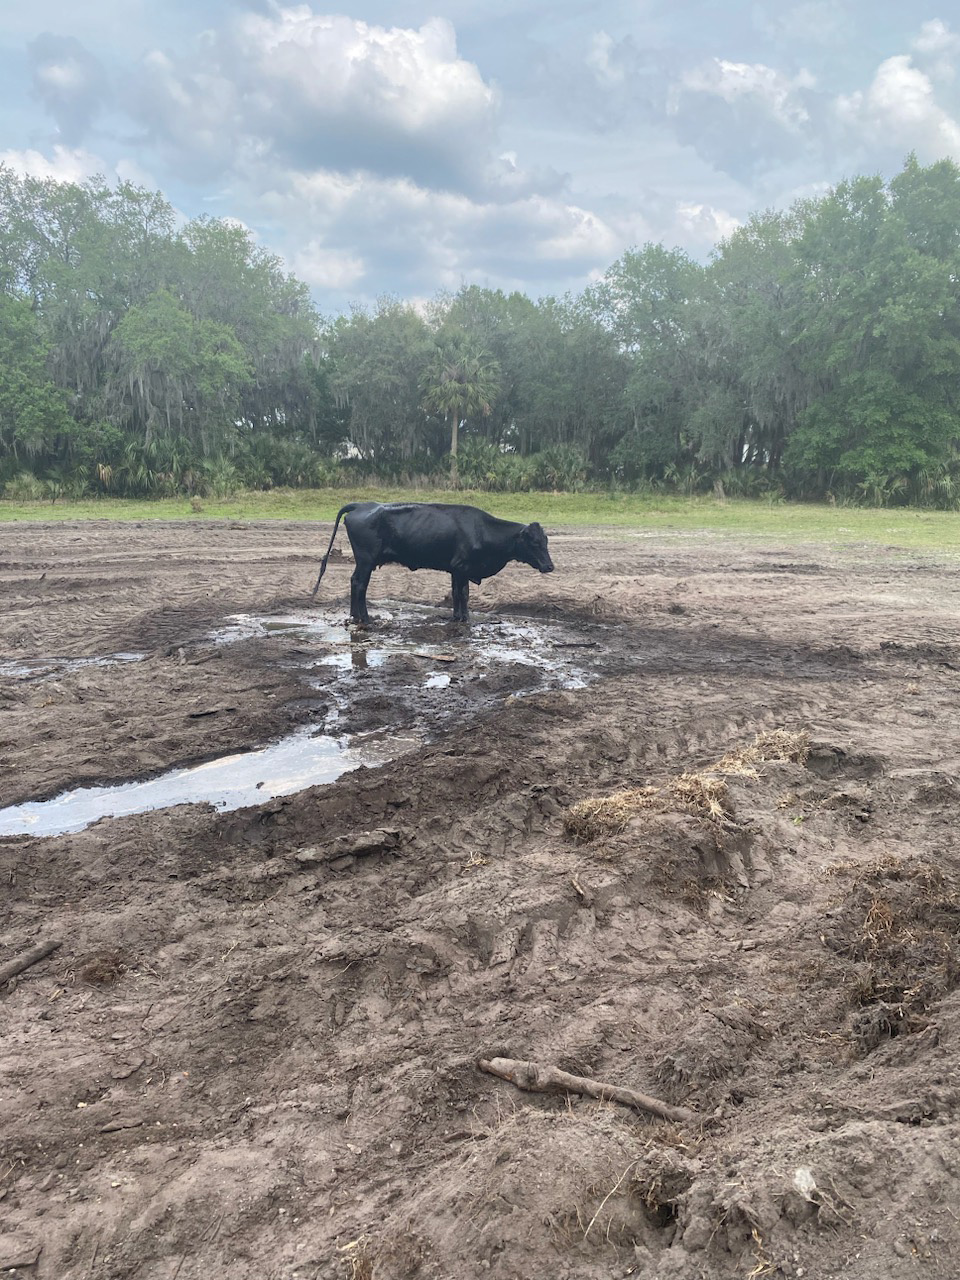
top-left (421, 335), bottom-right (501, 485)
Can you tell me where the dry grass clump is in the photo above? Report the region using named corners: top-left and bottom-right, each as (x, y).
top-left (826, 853), bottom-right (945, 886)
top-left (823, 857), bottom-right (960, 1047)
top-left (564, 729), bottom-right (808, 842)
top-left (339, 1236), bottom-right (373, 1280)
top-left (861, 895), bottom-right (895, 947)
top-left (712, 729), bottom-right (810, 777)
top-left (76, 949), bottom-right (127, 986)
top-left (564, 787), bottom-right (660, 840)
top-left (669, 774), bottom-right (730, 822)
top-left (565, 774), bottom-right (731, 841)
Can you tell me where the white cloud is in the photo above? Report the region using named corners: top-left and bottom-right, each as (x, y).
top-left (113, 156), bottom-right (161, 188)
top-left (258, 166), bottom-right (619, 299)
top-left (664, 57), bottom-right (818, 182)
top-left (535, 202), bottom-right (619, 260)
top-left (912, 18), bottom-right (960, 59)
top-left (240, 10), bottom-right (496, 135)
top-left (0, 145), bottom-right (103, 182)
top-left (134, 9), bottom-right (501, 192)
top-left (136, 48), bottom-right (244, 176)
top-left (674, 59), bottom-right (814, 132)
top-left (676, 201), bottom-right (741, 245)
top-left (911, 19), bottom-right (960, 81)
top-left (28, 32), bottom-right (109, 144)
top-left (587, 32), bottom-right (625, 86)
top-left (37, 61), bottom-right (87, 93)
top-left (290, 243), bottom-right (366, 290)
top-left (756, 2), bottom-right (846, 47)
top-left (0, 147), bottom-right (167, 201)
top-left (836, 54), bottom-right (960, 160)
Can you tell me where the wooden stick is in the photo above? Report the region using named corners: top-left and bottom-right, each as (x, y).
top-left (0, 940), bottom-right (62, 988)
top-left (478, 1056), bottom-right (698, 1125)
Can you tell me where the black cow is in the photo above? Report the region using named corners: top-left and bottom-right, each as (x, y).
top-left (311, 501), bottom-right (554, 623)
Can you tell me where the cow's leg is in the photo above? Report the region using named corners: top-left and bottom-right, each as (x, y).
top-left (350, 561), bottom-right (373, 624)
top-left (451, 572), bottom-right (470, 622)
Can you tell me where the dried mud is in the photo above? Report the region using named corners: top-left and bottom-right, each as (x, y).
top-left (3, 518), bottom-right (960, 1278)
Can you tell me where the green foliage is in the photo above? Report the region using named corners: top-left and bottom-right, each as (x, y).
top-left (3, 471), bottom-right (45, 502)
top-left (0, 293), bottom-right (74, 456)
top-left (6, 157), bottom-right (960, 505)
top-left (420, 330), bottom-right (501, 481)
top-left (234, 434), bottom-right (342, 490)
top-left (107, 288), bottom-right (252, 443)
top-left (326, 298), bottom-right (435, 460)
top-left (0, 167), bottom-right (325, 481)
top-left (454, 439), bottom-right (518, 490)
top-left (451, 440), bottom-right (588, 492)
top-left (527, 445), bottom-right (589, 491)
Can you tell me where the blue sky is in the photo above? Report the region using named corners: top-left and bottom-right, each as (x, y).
top-left (2, 1), bottom-right (960, 313)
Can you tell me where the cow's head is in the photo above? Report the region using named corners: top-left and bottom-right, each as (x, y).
top-left (518, 521), bottom-right (554, 573)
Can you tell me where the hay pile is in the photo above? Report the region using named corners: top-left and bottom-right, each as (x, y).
top-left (564, 729), bottom-right (810, 842)
top-left (564, 774), bottom-right (731, 841)
top-left (712, 729), bottom-right (810, 776)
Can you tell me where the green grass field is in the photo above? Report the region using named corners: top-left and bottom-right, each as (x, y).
top-left (3, 486), bottom-right (960, 553)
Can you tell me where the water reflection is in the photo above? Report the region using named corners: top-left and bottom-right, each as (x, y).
top-left (0, 727), bottom-right (418, 839)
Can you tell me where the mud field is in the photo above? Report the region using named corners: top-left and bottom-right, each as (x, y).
top-left (3, 517), bottom-right (960, 1279)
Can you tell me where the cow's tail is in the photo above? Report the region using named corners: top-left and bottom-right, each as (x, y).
top-left (310, 503), bottom-right (358, 598)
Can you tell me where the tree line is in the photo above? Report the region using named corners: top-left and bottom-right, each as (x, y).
top-left (3, 154), bottom-right (960, 505)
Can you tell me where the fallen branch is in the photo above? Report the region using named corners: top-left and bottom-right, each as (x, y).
top-left (0, 940), bottom-right (62, 989)
top-left (478, 1056), bottom-right (698, 1125)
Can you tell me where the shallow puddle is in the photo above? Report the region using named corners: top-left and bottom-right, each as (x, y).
top-left (0, 727), bottom-right (418, 839)
top-left (213, 606), bottom-right (594, 691)
top-left (1, 605), bottom-right (613, 838)
top-left (0, 652), bottom-right (145, 681)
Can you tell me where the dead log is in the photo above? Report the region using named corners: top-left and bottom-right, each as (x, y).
top-left (0, 940), bottom-right (62, 989)
top-left (478, 1056), bottom-right (698, 1125)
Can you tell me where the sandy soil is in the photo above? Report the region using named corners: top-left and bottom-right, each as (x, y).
top-left (3, 515), bottom-right (960, 1279)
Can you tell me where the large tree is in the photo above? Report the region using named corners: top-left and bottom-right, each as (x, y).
top-left (326, 298), bottom-right (435, 462)
top-left (0, 168), bottom-right (325, 485)
top-left (786, 163), bottom-right (960, 495)
top-left (420, 332), bottom-right (501, 484)
top-left (0, 293), bottom-right (74, 461)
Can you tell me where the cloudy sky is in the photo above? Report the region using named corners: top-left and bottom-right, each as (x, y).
top-left (2, 1), bottom-right (960, 313)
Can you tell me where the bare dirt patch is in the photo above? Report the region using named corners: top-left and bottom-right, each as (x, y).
top-left (3, 519), bottom-right (960, 1278)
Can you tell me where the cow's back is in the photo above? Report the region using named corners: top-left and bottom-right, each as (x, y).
top-left (343, 502), bottom-right (461, 571)
top-left (344, 502), bottom-right (521, 575)
top-left (380, 503), bottom-right (476, 571)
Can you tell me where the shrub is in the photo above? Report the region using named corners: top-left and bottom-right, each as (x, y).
top-left (527, 445), bottom-right (589, 491)
top-left (3, 471), bottom-right (45, 502)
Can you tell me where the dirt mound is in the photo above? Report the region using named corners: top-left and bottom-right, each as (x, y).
top-left (373, 1110), bottom-right (693, 1279)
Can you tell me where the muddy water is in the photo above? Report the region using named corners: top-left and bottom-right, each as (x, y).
top-left (215, 605), bottom-right (595, 689)
top-left (0, 652), bottom-right (145, 680)
top-left (0, 605), bottom-right (611, 838)
top-left (0, 727), bottom-right (417, 838)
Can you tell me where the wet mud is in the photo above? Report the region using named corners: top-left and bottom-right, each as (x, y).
top-left (1, 606), bottom-right (613, 836)
top-left (3, 519), bottom-right (960, 1279)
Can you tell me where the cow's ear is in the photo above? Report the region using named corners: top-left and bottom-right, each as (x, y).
top-left (527, 521), bottom-right (543, 535)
